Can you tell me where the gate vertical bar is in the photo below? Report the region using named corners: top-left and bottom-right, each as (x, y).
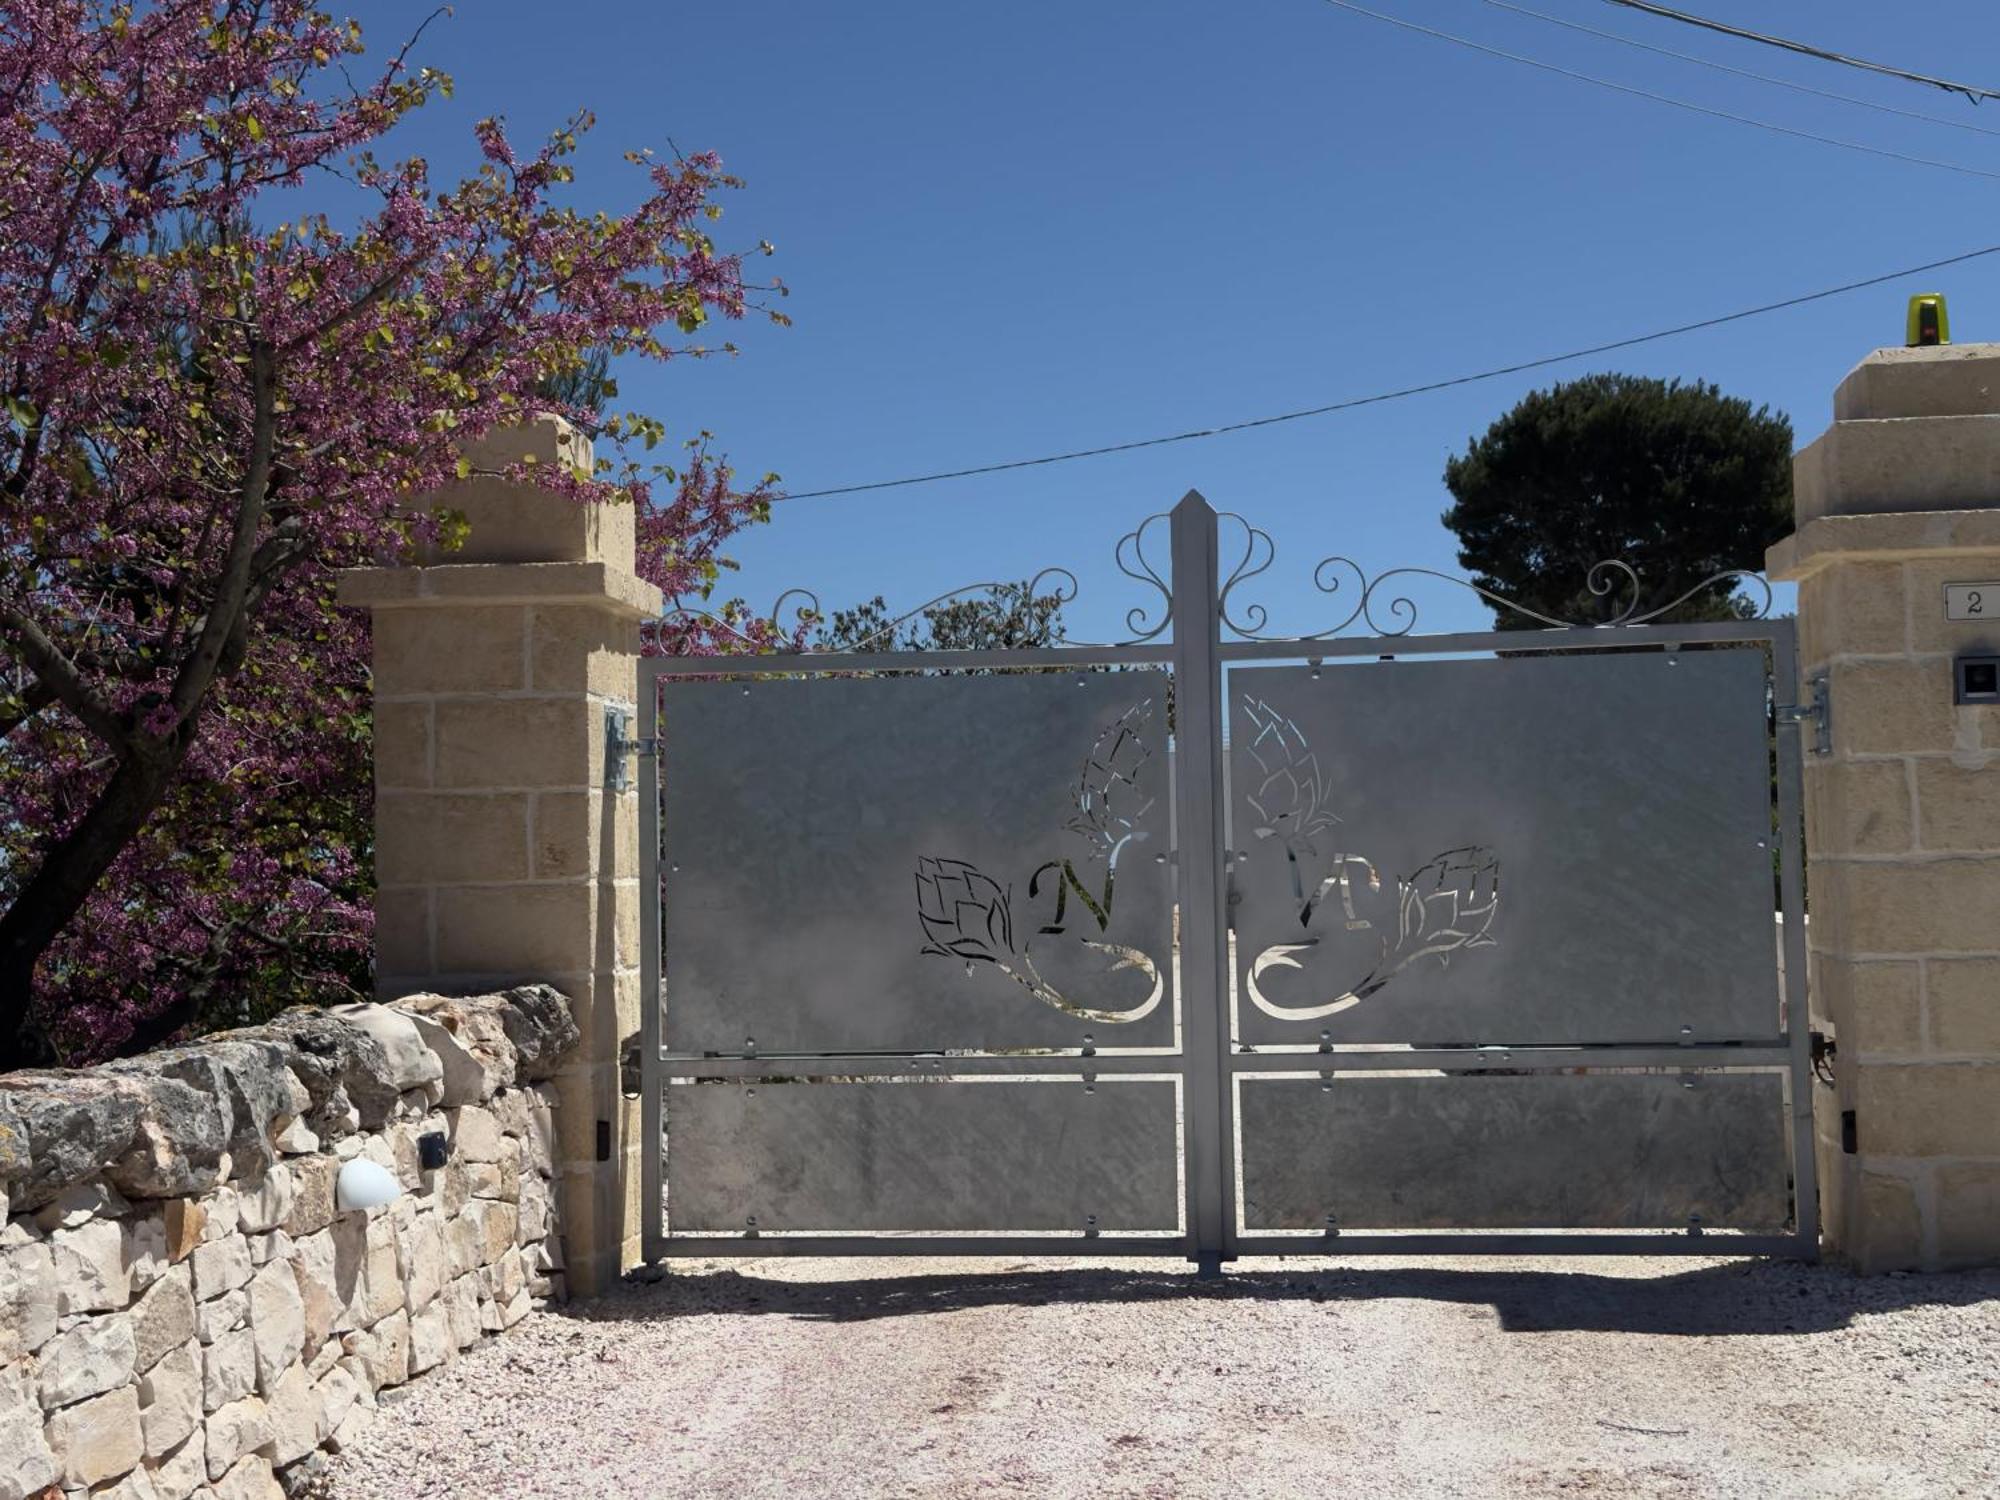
top-left (638, 667), bottom-right (666, 1262)
top-left (1772, 623), bottom-right (1821, 1257)
top-left (1168, 492), bottom-right (1233, 1272)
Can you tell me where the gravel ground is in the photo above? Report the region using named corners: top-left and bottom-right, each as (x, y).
top-left (327, 1254), bottom-right (2000, 1499)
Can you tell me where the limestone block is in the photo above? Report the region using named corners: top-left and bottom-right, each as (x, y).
top-left (346, 1308), bottom-right (410, 1392)
top-left (263, 1361), bottom-right (319, 1469)
top-left (324, 1006), bottom-right (443, 1094)
top-left (373, 700), bottom-right (432, 792)
top-left (247, 1259), bottom-right (305, 1394)
top-left (1833, 344), bottom-right (2000, 422)
top-left (129, 1263), bottom-right (195, 1374)
top-left (1855, 1064), bottom-right (2000, 1156)
top-left (1815, 957), bottom-right (1923, 1057)
top-left (0, 1365), bottom-right (60, 1500)
top-left (397, 1211), bottom-right (446, 1314)
top-left (288, 1229), bottom-right (339, 1352)
top-left (36, 1312), bottom-right (137, 1409)
top-left (235, 1166), bottom-right (293, 1235)
top-left (0, 1236), bottom-right (56, 1359)
top-left (369, 605), bottom-right (527, 696)
top-left (212, 1455), bottom-right (285, 1499)
top-left (517, 1173), bottom-right (550, 1246)
top-left (147, 1434), bottom-right (205, 1500)
top-left (138, 1340), bottom-right (202, 1458)
top-left (190, 1233), bottom-right (253, 1301)
top-left (199, 1188), bottom-right (239, 1241)
top-left (281, 1156), bottom-right (337, 1239)
top-left (34, 1181), bottom-right (129, 1231)
top-left (434, 882), bottom-right (591, 978)
top-left (45, 1383), bottom-right (142, 1488)
top-left (1825, 660), bottom-right (1958, 755)
top-left (406, 1302), bottom-right (452, 1377)
top-left (314, 1365), bottom-right (360, 1443)
top-left (247, 1229), bottom-right (292, 1267)
top-left (1915, 760), bottom-right (2000, 851)
top-left (1793, 415), bottom-right (2000, 526)
top-left (531, 600), bottom-right (638, 696)
top-left (498, 1286), bottom-right (532, 1329)
top-left (161, 1200), bottom-right (203, 1263)
top-left (325, 1402), bottom-right (375, 1455)
top-left (1813, 857), bottom-right (2000, 955)
top-left (355, 1211), bottom-right (405, 1329)
top-left (440, 1275), bottom-right (481, 1351)
top-left (195, 1287), bottom-right (247, 1346)
top-left (204, 1393), bottom-right (273, 1482)
top-left (1808, 761), bottom-right (1914, 858)
top-left (447, 1106), bottom-right (505, 1164)
top-left (488, 1087), bottom-right (529, 1139)
top-left (375, 791), bottom-right (532, 885)
top-left (87, 1461), bottom-right (162, 1500)
top-left (273, 1118), bottom-right (321, 1156)
top-left (1796, 561), bottom-right (1909, 666)
top-left (202, 1326), bottom-right (256, 1412)
top-left (468, 1199), bottom-right (518, 1267)
top-left (1927, 958), bottom-right (2000, 1054)
top-left (50, 1216), bottom-right (129, 1314)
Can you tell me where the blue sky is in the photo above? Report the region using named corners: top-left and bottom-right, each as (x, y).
top-left (334, 0), bottom-right (2000, 640)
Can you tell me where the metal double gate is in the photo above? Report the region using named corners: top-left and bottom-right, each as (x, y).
top-left (636, 494), bottom-right (1818, 1267)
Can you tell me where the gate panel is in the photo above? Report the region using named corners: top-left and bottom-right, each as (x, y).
top-left (1227, 648), bottom-right (1776, 1047)
top-left (666, 1077), bottom-right (1181, 1234)
top-left (660, 670), bottom-right (1176, 1055)
top-left (1237, 1070), bottom-right (1792, 1233)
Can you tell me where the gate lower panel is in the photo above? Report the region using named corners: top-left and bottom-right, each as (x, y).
top-left (665, 1077), bottom-right (1183, 1237)
top-left (1236, 1069), bottom-right (1793, 1234)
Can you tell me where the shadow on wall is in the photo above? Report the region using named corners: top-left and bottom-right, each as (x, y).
top-left (554, 1258), bottom-right (2000, 1338)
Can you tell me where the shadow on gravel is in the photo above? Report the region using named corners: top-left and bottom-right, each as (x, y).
top-left (559, 1259), bottom-right (2000, 1338)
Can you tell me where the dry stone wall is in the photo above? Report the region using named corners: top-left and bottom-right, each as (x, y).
top-left (0, 986), bottom-right (579, 1500)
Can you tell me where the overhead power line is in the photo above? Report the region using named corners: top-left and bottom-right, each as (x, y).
top-left (1316, 0), bottom-right (2000, 182)
top-left (1486, 0), bottom-right (2000, 140)
top-left (1601, 0), bottom-right (2000, 106)
top-left (778, 243), bottom-right (2000, 501)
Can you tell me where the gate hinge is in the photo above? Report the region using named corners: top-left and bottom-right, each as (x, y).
top-left (1775, 674), bottom-right (1831, 756)
top-left (604, 702), bottom-right (659, 792)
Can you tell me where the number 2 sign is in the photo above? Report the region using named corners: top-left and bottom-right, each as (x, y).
top-left (1945, 583), bottom-right (2000, 621)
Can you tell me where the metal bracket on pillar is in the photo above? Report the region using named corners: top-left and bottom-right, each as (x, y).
top-left (1776, 674), bottom-right (1831, 757)
top-left (604, 701), bottom-right (656, 792)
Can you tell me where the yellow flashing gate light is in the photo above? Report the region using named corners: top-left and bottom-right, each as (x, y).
top-left (1907, 293), bottom-right (1951, 347)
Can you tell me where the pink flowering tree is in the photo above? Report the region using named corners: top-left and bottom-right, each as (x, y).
top-left (0, 0), bottom-right (785, 1066)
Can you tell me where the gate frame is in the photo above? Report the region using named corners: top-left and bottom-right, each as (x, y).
top-left (636, 492), bottom-right (1818, 1266)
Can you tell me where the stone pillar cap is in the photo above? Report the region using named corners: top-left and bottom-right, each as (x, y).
top-left (1834, 343), bottom-right (2000, 421)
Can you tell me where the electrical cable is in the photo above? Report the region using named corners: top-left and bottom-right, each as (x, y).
top-left (1600, 0), bottom-right (2000, 106)
top-left (1484, 0), bottom-right (2000, 139)
top-left (1315, 0), bottom-right (2000, 183)
top-left (777, 243), bottom-right (2000, 500)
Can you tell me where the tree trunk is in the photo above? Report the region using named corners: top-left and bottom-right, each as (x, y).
top-left (0, 744), bottom-right (179, 1070)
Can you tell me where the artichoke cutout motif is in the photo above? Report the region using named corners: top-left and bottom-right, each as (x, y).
top-left (914, 701), bottom-right (1164, 1025)
top-left (1240, 696), bottom-right (1501, 1021)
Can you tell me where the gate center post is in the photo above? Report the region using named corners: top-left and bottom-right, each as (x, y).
top-left (1168, 491), bottom-right (1235, 1274)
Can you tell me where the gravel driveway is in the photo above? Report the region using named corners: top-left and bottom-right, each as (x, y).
top-left (326, 1254), bottom-right (2000, 1499)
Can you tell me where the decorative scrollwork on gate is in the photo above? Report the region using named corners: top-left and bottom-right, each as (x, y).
top-left (914, 701), bottom-right (1165, 1024)
top-left (1216, 511), bottom-right (1774, 641)
top-left (654, 512), bottom-right (1180, 654)
top-left (1239, 695), bottom-right (1500, 1020)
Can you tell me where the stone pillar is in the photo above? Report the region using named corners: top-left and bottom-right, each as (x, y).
top-left (339, 416), bottom-right (657, 1294)
top-left (1769, 343), bottom-right (2000, 1270)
